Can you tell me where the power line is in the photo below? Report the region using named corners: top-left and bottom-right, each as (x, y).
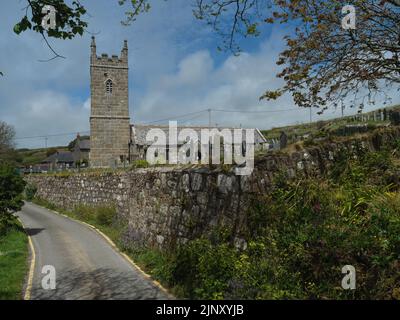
top-left (15, 107), bottom-right (305, 141)
top-left (142, 109), bottom-right (209, 125)
top-left (180, 113), bottom-right (207, 124)
top-left (140, 107), bottom-right (303, 125)
top-left (211, 108), bottom-right (299, 114)
top-left (15, 130), bottom-right (90, 140)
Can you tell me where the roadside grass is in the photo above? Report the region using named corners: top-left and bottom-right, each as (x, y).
top-left (31, 198), bottom-right (123, 244)
top-left (0, 223), bottom-right (29, 300)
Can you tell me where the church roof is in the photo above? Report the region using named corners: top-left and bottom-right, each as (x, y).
top-left (130, 124), bottom-right (267, 146)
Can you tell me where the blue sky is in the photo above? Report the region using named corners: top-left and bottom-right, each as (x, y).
top-left (1, 0), bottom-right (398, 148)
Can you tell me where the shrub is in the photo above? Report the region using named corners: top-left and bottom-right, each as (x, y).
top-left (73, 204), bottom-right (95, 221)
top-left (238, 172), bottom-right (400, 299)
top-left (131, 248), bottom-right (176, 286)
top-left (173, 239), bottom-right (239, 299)
top-left (0, 163), bottom-right (26, 235)
top-left (24, 184), bottom-right (37, 201)
top-left (95, 206), bottom-right (116, 226)
top-left (131, 159), bottom-right (149, 169)
top-left (46, 148), bottom-right (58, 157)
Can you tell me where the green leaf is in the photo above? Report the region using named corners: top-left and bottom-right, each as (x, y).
top-left (13, 16), bottom-right (31, 35)
top-left (13, 24), bottom-right (21, 35)
top-left (246, 24), bottom-right (258, 35)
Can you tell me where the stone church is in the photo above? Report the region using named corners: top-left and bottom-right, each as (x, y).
top-left (89, 37), bottom-right (268, 167)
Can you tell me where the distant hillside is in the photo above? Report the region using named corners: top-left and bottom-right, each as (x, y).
top-left (261, 104), bottom-right (400, 141)
top-left (13, 105), bottom-right (400, 166)
top-left (14, 135), bottom-right (87, 167)
top-left (15, 147), bottom-right (68, 167)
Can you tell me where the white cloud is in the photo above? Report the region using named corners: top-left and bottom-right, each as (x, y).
top-left (134, 31), bottom-right (306, 129)
top-left (0, 0), bottom-right (208, 148)
top-left (134, 29), bottom-right (400, 129)
top-left (11, 91), bottom-right (89, 148)
top-left (1, 1), bottom-right (399, 149)
top-left (83, 98), bottom-right (91, 111)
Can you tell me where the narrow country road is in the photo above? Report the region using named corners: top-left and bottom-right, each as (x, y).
top-left (17, 202), bottom-right (170, 300)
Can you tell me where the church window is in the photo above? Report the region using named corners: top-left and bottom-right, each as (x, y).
top-left (106, 79), bottom-right (113, 95)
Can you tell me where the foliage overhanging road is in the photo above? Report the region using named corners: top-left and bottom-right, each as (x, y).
top-left (17, 202), bottom-right (169, 300)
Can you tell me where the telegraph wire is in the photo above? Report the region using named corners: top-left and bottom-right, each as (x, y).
top-left (15, 130), bottom-right (90, 140)
top-left (15, 107), bottom-right (306, 141)
top-left (140, 107), bottom-right (304, 125)
top-left (142, 109), bottom-right (209, 125)
top-left (179, 112), bottom-right (208, 124)
top-left (211, 108), bottom-right (299, 114)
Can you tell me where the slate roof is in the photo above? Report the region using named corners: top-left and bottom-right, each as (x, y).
top-left (42, 151), bottom-right (75, 163)
top-left (130, 124), bottom-right (267, 146)
top-left (77, 139), bottom-right (90, 150)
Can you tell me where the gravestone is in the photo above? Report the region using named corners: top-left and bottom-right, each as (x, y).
top-left (390, 111), bottom-right (400, 126)
top-left (280, 131), bottom-right (288, 149)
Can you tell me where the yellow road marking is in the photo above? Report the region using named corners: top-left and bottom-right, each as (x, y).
top-left (78, 220), bottom-right (171, 297)
top-left (44, 208), bottom-right (173, 298)
top-left (18, 217), bottom-right (36, 301)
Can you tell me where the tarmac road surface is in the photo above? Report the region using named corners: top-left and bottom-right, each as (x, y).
top-left (17, 202), bottom-right (170, 300)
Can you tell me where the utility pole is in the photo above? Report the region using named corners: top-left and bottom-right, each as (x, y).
top-left (207, 108), bottom-right (212, 167)
top-left (45, 136), bottom-right (48, 149)
top-left (309, 107), bottom-right (312, 124)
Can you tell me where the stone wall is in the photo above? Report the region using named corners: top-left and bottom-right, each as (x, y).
top-left (25, 127), bottom-right (400, 249)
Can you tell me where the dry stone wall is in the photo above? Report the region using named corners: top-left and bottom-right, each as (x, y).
top-left (25, 127), bottom-right (400, 249)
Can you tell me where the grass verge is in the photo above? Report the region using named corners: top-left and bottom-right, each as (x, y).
top-left (0, 223), bottom-right (29, 300)
top-left (31, 198), bottom-right (122, 246)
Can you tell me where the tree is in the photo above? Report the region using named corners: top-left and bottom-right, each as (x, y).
top-left (46, 148), bottom-right (58, 157)
top-left (0, 121), bottom-right (16, 155)
top-left (0, 122), bottom-right (25, 233)
top-left (0, 122), bottom-right (24, 166)
top-left (192, 0), bottom-right (400, 112)
top-left (11, 0), bottom-right (150, 62)
top-left (9, 0), bottom-right (400, 112)
top-left (259, 0), bottom-right (400, 113)
top-left (13, 0), bottom-right (87, 61)
top-left (0, 163), bottom-right (26, 235)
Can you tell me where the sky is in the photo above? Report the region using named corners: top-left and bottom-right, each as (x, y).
top-left (1, 0), bottom-right (399, 149)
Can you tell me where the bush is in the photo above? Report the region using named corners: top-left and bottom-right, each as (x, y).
top-left (71, 205), bottom-right (116, 226)
top-left (46, 148), bottom-right (58, 157)
top-left (0, 163), bottom-right (26, 235)
top-left (95, 206), bottom-right (116, 226)
top-left (33, 197), bottom-right (57, 211)
top-left (233, 152), bottom-right (400, 299)
top-left (130, 248), bottom-right (175, 286)
top-left (131, 159), bottom-right (149, 169)
top-left (173, 239), bottom-right (239, 299)
top-left (73, 204), bottom-right (95, 221)
top-left (24, 184), bottom-right (37, 201)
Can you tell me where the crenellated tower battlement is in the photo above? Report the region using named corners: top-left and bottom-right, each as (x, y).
top-left (89, 37), bottom-right (131, 167)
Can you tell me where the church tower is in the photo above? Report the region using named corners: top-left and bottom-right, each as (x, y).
top-left (89, 37), bottom-right (130, 167)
